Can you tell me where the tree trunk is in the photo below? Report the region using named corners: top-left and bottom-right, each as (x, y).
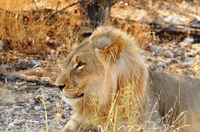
top-left (79, 0), bottom-right (114, 28)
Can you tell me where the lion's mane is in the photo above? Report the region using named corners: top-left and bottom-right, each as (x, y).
top-left (89, 26), bottom-right (148, 105)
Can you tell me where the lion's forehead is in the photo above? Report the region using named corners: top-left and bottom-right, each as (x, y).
top-left (63, 50), bottom-right (96, 70)
top-left (63, 35), bottom-right (111, 69)
top-left (79, 36), bottom-right (111, 50)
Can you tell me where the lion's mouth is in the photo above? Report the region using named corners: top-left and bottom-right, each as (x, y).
top-left (59, 84), bottom-right (84, 99)
top-left (65, 93), bottom-right (84, 99)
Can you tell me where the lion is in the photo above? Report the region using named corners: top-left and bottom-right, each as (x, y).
top-left (55, 26), bottom-right (200, 132)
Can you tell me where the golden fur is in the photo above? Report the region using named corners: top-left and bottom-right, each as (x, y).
top-left (56, 26), bottom-right (200, 132)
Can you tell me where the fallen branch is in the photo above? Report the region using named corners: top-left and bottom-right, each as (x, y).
top-left (0, 73), bottom-right (56, 87)
top-left (111, 16), bottom-right (200, 43)
top-left (150, 22), bottom-right (200, 42)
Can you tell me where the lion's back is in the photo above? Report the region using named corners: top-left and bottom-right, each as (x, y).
top-left (149, 71), bottom-right (200, 131)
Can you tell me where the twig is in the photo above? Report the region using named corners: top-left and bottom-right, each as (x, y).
top-left (44, 1), bottom-right (80, 20)
top-left (40, 97), bottom-right (49, 132)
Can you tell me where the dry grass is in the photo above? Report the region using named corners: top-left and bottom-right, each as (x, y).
top-left (0, 0), bottom-right (81, 57)
top-left (40, 97), bottom-right (49, 132)
top-left (88, 85), bottom-right (141, 132)
top-left (87, 84), bottom-right (190, 132)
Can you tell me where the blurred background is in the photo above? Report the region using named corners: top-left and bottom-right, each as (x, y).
top-left (0, 0), bottom-right (200, 77)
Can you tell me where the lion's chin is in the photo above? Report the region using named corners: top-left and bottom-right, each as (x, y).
top-left (62, 93), bottom-right (84, 106)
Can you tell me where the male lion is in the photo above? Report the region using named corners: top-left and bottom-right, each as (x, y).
top-left (56, 26), bottom-right (200, 132)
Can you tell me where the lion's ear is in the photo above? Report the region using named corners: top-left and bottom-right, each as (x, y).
top-left (77, 27), bottom-right (93, 43)
top-left (101, 40), bottom-right (125, 62)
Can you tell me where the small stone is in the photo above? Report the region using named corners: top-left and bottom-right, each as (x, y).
top-left (181, 57), bottom-right (194, 67)
top-left (176, 56), bottom-right (185, 61)
top-left (8, 122), bottom-right (15, 128)
top-left (173, 48), bottom-right (185, 56)
top-left (26, 106), bottom-right (33, 111)
top-left (182, 61), bottom-right (192, 67)
top-left (27, 120), bottom-right (39, 124)
top-left (35, 93), bottom-right (49, 100)
top-left (151, 46), bottom-right (163, 53)
top-left (179, 36), bottom-right (194, 46)
top-left (32, 120), bottom-right (40, 124)
top-left (164, 50), bottom-right (174, 58)
top-left (13, 106), bottom-right (23, 109)
top-left (28, 99), bottom-right (36, 103)
top-left (157, 61), bottom-right (166, 68)
top-left (21, 109), bottom-right (26, 113)
top-left (185, 57), bottom-right (195, 62)
top-left (21, 85), bottom-right (28, 89)
top-left (34, 106), bottom-right (42, 110)
top-left (170, 59), bottom-right (178, 64)
top-left (28, 60), bottom-right (41, 66)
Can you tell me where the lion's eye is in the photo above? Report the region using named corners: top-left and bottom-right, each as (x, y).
top-left (75, 62), bottom-right (85, 70)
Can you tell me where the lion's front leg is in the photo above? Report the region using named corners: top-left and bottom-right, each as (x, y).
top-left (61, 118), bottom-right (100, 132)
top-left (79, 123), bottom-right (101, 132)
top-left (61, 118), bottom-right (81, 132)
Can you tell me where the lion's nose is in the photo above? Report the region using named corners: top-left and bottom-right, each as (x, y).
top-left (59, 84), bottom-right (66, 91)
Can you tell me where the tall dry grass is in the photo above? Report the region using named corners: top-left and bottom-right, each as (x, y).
top-left (0, 0), bottom-right (81, 55)
top-left (88, 85), bottom-right (142, 132)
top-left (87, 84), bottom-right (189, 132)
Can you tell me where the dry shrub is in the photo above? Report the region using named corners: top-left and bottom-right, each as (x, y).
top-left (0, 0), bottom-right (81, 55)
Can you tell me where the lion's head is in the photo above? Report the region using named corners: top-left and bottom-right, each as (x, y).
top-left (56, 26), bottom-right (148, 106)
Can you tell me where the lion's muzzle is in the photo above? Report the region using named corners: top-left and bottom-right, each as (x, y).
top-left (58, 84), bottom-right (85, 99)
